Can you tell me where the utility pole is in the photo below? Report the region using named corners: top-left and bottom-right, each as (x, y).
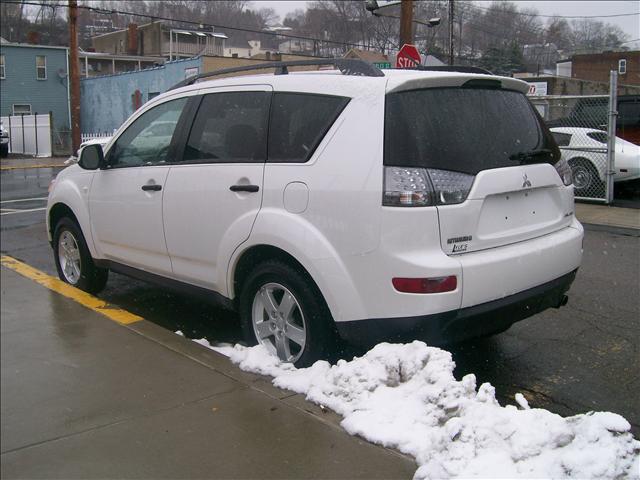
top-left (448, 0), bottom-right (454, 65)
top-left (69, 0), bottom-right (81, 153)
top-left (399, 0), bottom-right (413, 46)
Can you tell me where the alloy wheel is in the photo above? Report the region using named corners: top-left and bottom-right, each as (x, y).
top-left (251, 282), bottom-right (307, 363)
top-left (58, 230), bottom-right (82, 285)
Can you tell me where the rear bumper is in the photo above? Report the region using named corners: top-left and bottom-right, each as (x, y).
top-left (335, 269), bottom-right (577, 346)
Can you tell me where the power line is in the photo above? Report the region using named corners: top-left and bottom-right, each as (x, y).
top-left (472, 4), bottom-right (640, 20)
top-left (3, 0), bottom-right (371, 51)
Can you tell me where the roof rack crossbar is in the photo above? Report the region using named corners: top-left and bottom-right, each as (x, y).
top-left (169, 58), bottom-right (384, 90)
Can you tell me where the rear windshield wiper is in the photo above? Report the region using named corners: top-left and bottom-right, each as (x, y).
top-left (509, 148), bottom-right (553, 162)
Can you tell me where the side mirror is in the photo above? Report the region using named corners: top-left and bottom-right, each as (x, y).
top-left (79, 144), bottom-right (104, 170)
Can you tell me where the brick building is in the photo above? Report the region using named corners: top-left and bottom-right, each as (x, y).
top-left (558, 50), bottom-right (639, 86)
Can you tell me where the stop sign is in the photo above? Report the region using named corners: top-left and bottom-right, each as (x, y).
top-left (396, 44), bottom-right (421, 68)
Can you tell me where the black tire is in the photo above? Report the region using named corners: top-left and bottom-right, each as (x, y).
top-left (238, 260), bottom-right (335, 368)
top-left (569, 157), bottom-right (604, 198)
top-left (0, 143), bottom-right (8, 158)
top-left (53, 217), bottom-right (108, 294)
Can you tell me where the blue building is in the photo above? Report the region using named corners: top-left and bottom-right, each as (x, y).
top-left (0, 43), bottom-right (71, 131)
top-left (80, 57), bottom-right (201, 134)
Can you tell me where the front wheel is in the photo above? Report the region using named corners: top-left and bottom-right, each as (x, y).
top-left (238, 260), bottom-right (334, 367)
top-left (53, 217), bottom-right (108, 293)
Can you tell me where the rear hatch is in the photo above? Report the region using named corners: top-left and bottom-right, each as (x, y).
top-left (384, 79), bottom-right (574, 255)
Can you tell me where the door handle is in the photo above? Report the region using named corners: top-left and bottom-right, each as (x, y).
top-left (141, 184), bottom-right (162, 191)
top-left (229, 184), bottom-right (259, 193)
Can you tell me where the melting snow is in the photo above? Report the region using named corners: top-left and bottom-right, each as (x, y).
top-left (177, 333), bottom-right (639, 479)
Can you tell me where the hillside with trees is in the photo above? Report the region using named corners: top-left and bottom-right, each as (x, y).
top-left (1, 0), bottom-right (632, 75)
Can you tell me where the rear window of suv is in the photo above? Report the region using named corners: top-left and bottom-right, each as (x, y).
top-left (384, 88), bottom-right (559, 174)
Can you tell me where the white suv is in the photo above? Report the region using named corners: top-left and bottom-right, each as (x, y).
top-left (47, 60), bottom-right (583, 366)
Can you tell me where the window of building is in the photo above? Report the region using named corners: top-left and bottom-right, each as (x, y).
top-left (0, 55), bottom-right (5, 79)
top-left (183, 92), bottom-right (270, 163)
top-left (36, 55), bottom-right (46, 80)
top-left (12, 104), bottom-right (32, 115)
top-left (619, 59), bottom-right (627, 75)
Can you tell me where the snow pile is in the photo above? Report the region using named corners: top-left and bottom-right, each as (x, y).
top-left (182, 334), bottom-right (639, 479)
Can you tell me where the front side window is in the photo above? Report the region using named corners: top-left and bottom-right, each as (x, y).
top-left (268, 93), bottom-right (349, 163)
top-left (385, 88), bottom-right (559, 174)
top-left (586, 131), bottom-right (608, 144)
top-left (107, 97), bottom-right (187, 168)
top-left (183, 91), bottom-right (270, 163)
top-left (36, 55), bottom-right (46, 80)
top-left (0, 55), bottom-right (5, 79)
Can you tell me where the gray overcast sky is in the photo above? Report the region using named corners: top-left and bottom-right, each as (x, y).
top-left (254, 1), bottom-right (640, 40)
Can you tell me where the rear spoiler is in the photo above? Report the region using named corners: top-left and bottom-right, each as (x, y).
top-left (386, 72), bottom-right (530, 95)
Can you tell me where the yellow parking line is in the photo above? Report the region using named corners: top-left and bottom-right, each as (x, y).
top-left (0, 255), bottom-right (142, 325)
top-left (0, 164), bottom-right (66, 171)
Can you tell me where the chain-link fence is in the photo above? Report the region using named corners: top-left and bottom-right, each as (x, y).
top-left (530, 95), bottom-right (611, 201)
top-left (52, 128), bottom-right (72, 157)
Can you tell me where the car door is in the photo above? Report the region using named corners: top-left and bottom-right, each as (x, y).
top-left (162, 86), bottom-right (271, 293)
top-left (89, 96), bottom-right (188, 275)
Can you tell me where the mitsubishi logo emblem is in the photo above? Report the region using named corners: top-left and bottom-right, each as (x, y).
top-left (522, 173), bottom-right (532, 188)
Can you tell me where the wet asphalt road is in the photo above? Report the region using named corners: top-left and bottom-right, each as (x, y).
top-left (1, 165), bottom-right (639, 436)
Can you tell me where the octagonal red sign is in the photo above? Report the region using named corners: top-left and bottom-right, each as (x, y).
top-left (396, 44), bottom-right (421, 68)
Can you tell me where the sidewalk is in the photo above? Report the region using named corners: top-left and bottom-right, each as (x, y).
top-left (0, 266), bottom-right (415, 479)
top-left (575, 202), bottom-right (640, 231)
top-left (0, 156), bottom-right (69, 170)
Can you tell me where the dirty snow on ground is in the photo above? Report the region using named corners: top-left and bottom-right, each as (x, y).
top-left (176, 332), bottom-right (639, 479)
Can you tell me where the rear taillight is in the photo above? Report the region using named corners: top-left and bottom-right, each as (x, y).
top-left (392, 276), bottom-right (457, 294)
top-left (383, 167), bottom-right (474, 207)
top-left (428, 169), bottom-right (475, 204)
top-left (554, 157), bottom-right (573, 186)
top-left (383, 167), bottom-right (433, 206)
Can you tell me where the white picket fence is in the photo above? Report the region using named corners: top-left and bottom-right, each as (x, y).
top-left (81, 131), bottom-right (114, 143)
top-left (1, 114), bottom-right (52, 157)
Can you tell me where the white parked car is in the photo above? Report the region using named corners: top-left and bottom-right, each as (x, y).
top-left (47, 61), bottom-right (583, 366)
top-left (0, 122), bottom-right (9, 158)
top-left (550, 127), bottom-right (640, 197)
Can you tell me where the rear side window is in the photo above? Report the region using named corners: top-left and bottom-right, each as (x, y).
top-left (183, 91), bottom-right (270, 163)
top-left (551, 132), bottom-right (572, 146)
top-left (268, 93), bottom-right (349, 163)
top-left (385, 88), bottom-right (559, 174)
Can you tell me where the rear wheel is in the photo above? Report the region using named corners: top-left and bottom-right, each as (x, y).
top-left (53, 217), bottom-right (108, 293)
top-left (0, 143), bottom-right (8, 158)
top-left (239, 260), bottom-right (334, 367)
top-left (569, 158), bottom-right (604, 198)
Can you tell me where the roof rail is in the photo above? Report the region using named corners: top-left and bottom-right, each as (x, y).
top-left (409, 65), bottom-right (493, 75)
top-left (169, 58), bottom-right (385, 90)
